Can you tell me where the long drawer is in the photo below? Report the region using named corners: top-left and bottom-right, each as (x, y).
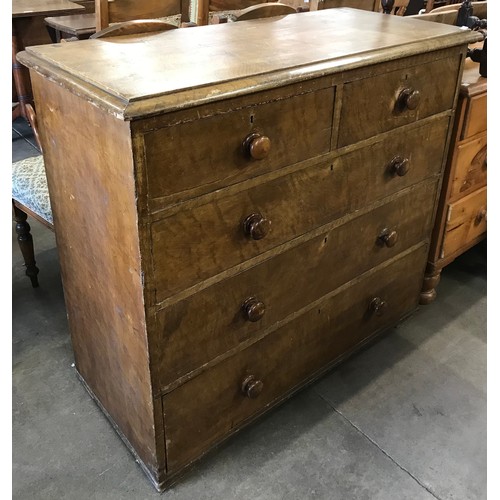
top-left (143, 81), bottom-right (334, 204)
top-left (441, 186), bottom-right (486, 259)
top-left (156, 180), bottom-right (437, 384)
top-left (152, 119), bottom-right (447, 301)
top-left (163, 244), bottom-right (428, 473)
top-left (338, 54), bottom-right (460, 147)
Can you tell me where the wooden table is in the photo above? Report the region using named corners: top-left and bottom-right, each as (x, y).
top-left (12, 0), bottom-right (84, 146)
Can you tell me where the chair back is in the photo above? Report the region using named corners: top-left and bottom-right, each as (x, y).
top-left (380, 0), bottom-right (410, 15)
top-left (430, 0), bottom-right (486, 18)
top-left (314, 0), bottom-right (378, 12)
top-left (197, 0), bottom-right (279, 25)
top-left (96, 0), bottom-right (190, 30)
top-left (90, 19), bottom-right (178, 38)
top-left (407, 9), bottom-right (458, 23)
top-left (233, 2), bottom-right (296, 20)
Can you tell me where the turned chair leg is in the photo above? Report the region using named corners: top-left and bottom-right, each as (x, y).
top-left (13, 206), bottom-right (39, 288)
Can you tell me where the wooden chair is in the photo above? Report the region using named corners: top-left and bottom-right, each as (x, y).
top-left (407, 8), bottom-right (458, 22)
top-left (90, 19), bottom-right (178, 39)
top-left (196, 0), bottom-right (275, 25)
top-left (430, 0), bottom-right (486, 17)
top-left (12, 152), bottom-right (53, 288)
top-left (311, 0), bottom-right (378, 12)
top-left (45, 0), bottom-right (190, 41)
top-left (380, 0), bottom-right (410, 15)
top-left (233, 2), bottom-right (297, 20)
top-left (407, 0), bottom-right (486, 23)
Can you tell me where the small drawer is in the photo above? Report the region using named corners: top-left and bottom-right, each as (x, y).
top-left (152, 118), bottom-right (448, 301)
top-left (143, 82), bottom-right (334, 204)
top-left (156, 180), bottom-right (437, 385)
top-left (441, 186), bottom-right (486, 259)
top-left (449, 133), bottom-right (486, 201)
top-left (162, 245), bottom-right (428, 473)
top-left (338, 55), bottom-right (461, 147)
top-left (462, 93), bottom-right (487, 140)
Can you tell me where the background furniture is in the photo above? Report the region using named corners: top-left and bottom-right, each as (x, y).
top-left (311, 0), bottom-right (378, 12)
top-left (12, 155), bottom-right (53, 288)
top-left (12, 0), bottom-right (84, 140)
top-left (421, 41), bottom-right (486, 303)
top-left (45, 0), bottom-right (190, 40)
top-left (233, 2), bottom-right (296, 20)
top-left (18, 8), bottom-right (479, 491)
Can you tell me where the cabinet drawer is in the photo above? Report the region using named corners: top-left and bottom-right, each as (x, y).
top-left (442, 186), bottom-right (486, 258)
top-left (462, 93), bottom-right (487, 140)
top-left (449, 133), bottom-right (486, 201)
top-left (144, 84), bottom-right (334, 204)
top-left (163, 244), bottom-right (428, 473)
top-left (157, 181), bottom-right (437, 384)
top-left (152, 118), bottom-right (447, 300)
top-left (338, 55), bottom-right (460, 147)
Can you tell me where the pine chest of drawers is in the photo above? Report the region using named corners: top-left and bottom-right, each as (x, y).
top-left (18, 9), bottom-right (479, 491)
top-left (421, 42), bottom-right (487, 304)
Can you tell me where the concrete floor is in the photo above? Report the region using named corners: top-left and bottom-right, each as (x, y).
top-left (12, 117), bottom-right (487, 499)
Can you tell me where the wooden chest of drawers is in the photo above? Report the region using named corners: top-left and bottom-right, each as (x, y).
top-left (421, 43), bottom-right (487, 304)
top-left (18, 9), bottom-right (479, 491)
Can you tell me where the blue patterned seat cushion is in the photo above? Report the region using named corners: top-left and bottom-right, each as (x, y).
top-left (12, 155), bottom-right (53, 225)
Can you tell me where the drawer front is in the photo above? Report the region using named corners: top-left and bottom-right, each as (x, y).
top-left (338, 55), bottom-right (460, 147)
top-left (449, 133), bottom-right (486, 201)
top-left (462, 93), bottom-right (487, 140)
top-left (163, 245), bottom-right (428, 472)
top-left (157, 181), bottom-right (437, 384)
top-left (442, 186), bottom-right (486, 258)
top-left (144, 85), bottom-right (334, 204)
top-left (152, 118), bottom-right (447, 301)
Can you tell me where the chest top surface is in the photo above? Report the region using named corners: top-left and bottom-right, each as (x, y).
top-left (18, 8), bottom-right (479, 118)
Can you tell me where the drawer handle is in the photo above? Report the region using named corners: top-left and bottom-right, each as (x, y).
top-left (378, 228), bottom-right (398, 248)
top-left (243, 132), bottom-right (271, 160)
top-left (389, 156), bottom-right (410, 177)
top-left (242, 297), bottom-right (266, 322)
top-left (370, 297), bottom-right (387, 316)
top-left (397, 88), bottom-right (421, 111)
top-left (475, 208), bottom-right (487, 225)
top-left (243, 213), bottom-right (271, 240)
top-left (241, 375), bottom-right (264, 399)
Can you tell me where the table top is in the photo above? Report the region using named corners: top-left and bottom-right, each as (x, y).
top-left (18, 8), bottom-right (481, 119)
top-left (12, 0), bottom-right (84, 18)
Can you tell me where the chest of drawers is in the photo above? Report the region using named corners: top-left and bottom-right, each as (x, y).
top-left (421, 43), bottom-right (487, 304)
top-left (18, 9), bottom-right (479, 491)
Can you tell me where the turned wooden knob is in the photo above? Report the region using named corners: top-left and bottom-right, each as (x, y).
top-left (243, 132), bottom-right (271, 160)
top-left (397, 88), bottom-right (421, 111)
top-left (475, 208), bottom-right (487, 224)
top-left (370, 297), bottom-right (387, 316)
top-left (243, 213), bottom-right (271, 240)
top-left (378, 228), bottom-right (398, 247)
top-left (242, 297), bottom-right (266, 322)
top-left (241, 375), bottom-right (263, 399)
top-left (389, 156), bottom-right (410, 177)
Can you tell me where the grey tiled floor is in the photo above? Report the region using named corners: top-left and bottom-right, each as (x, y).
top-left (12, 117), bottom-right (486, 499)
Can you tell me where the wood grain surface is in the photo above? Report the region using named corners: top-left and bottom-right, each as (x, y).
top-left (151, 119), bottom-right (447, 300)
top-left (163, 244), bottom-right (428, 473)
top-left (156, 181), bottom-right (437, 386)
top-left (17, 9), bottom-right (480, 118)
